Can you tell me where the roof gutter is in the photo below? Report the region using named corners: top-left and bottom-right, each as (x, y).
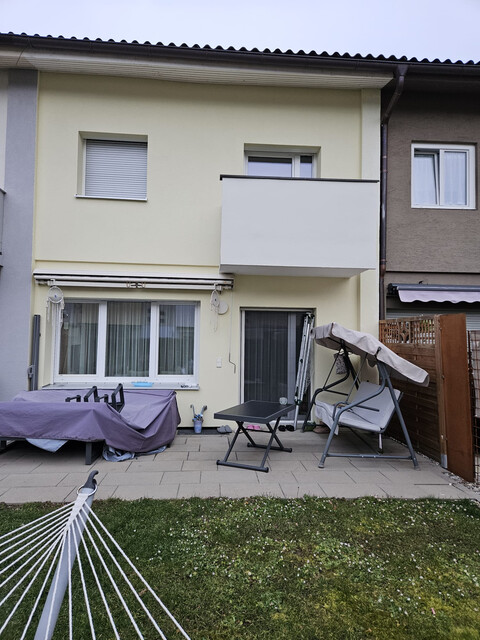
top-left (379, 64), bottom-right (408, 320)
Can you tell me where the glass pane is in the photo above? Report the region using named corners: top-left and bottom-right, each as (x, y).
top-left (106, 302), bottom-right (150, 376)
top-left (244, 311), bottom-right (290, 402)
top-left (444, 151), bottom-right (467, 206)
top-left (247, 156), bottom-right (292, 177)
top-left (413, 152), bottom-right (438, 205)
top-left (299, 155), bottom-right (314, 178)
top-left (158, 304), bottom-right (195, 375)
top-left (59, 303), bottom-right (98, 374)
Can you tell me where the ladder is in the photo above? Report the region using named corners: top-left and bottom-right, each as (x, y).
top-left (293, 313), bottom-right (315, 430)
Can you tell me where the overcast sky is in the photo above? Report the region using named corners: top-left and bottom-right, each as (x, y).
top-left (1, 0), bottom-right (479, 62)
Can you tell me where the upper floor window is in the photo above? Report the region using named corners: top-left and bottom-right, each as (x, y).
top-left (80, 137), bottom-right (147, 200)
top-left (57, 300), bottom-right (197, 386)
top-left (412, 143), bottom-right (475, 209)
top-left (245, 150), bottom-right (316, 178)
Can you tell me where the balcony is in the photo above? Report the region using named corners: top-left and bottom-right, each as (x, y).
top-left (219, 176), bottom-right (379, 278)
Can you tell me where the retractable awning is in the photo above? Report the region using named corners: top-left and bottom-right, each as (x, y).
top-left (389, 283), bottom-right (480, 304)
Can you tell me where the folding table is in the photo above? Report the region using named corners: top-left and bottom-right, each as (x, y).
top-left (215, 400), bottom-right (294, 472)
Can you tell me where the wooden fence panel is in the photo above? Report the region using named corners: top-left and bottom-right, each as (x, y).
top-left (380, 315), bottom-right (474, 482)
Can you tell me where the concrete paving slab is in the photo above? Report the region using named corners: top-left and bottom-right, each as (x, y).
top-left (344, 470), bottom-right (394, 484)
top-left (321, 484), bottom-right (389, 498)
top-left (1, 486), bottom-right (75, 503)
top-left (186, 451), bottom-right (226, 461)
top-left (125, 459), bottom-right (183, 472)
top-left (162, 471), bottom-right (200, 484)
top-left (201, 469), bottom-right (259, 484)
top-left (101, 472), bottom-right (163, 486)
top-left (220, 483), bottom-right (283, 498)
top-left (177, 483), bottom-right (221, 498)
top-left (113, 484), bottom-right (180, 500)
top-left (254, 470), bottom-right (297, 484)
top-left (58, 472), bottom-right (108, 487)
top-left (293, 470), bottom-right (355, 484)
top-left (280, 483), bottom-right (327, 498)
top-left (0, 473), bottom-right (68, 487)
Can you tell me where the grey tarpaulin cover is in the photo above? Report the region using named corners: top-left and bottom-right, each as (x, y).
top-left (0, 389), bottom-right (180, 453)
top-left (312, 322), bottom-right (429, 387)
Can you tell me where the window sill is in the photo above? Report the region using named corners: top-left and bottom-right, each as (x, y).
top-left (45, 382), bottom-right (199, 391)
top-left (75, 195), bottom-right (148, 202)
top-left (411, 204), bottom-right (475, 211)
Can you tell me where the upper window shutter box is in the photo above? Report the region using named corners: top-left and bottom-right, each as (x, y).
top-left (85, 139), bottom-right (147, 199)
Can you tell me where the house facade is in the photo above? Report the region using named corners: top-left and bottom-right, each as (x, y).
top-left (0, 34), bottom-right (393, 424)
top-left (382, 65), bottom-right (480, 327)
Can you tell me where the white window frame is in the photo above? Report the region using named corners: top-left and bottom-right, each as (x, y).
top-left (244, 147), bottom-right (318, 178)
top-left (54, 300), bottom-right (199, 388)
top-left (411, 143), bottom-right (476, 210)
top-left (77, 134), bottom-right (148, 201)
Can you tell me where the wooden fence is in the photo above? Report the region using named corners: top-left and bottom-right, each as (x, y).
top-left (379, 315), bottom-right (474, 483)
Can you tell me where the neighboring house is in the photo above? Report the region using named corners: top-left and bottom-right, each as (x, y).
top-left (7, 34), bottom-right (476, 426)
top-left (381, 64), bottom-right (480, 328)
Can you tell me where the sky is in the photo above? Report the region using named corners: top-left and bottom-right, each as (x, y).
top-left (1, 0), bottom-right (479, 63)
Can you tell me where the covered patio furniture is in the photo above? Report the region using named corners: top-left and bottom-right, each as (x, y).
top-left (0, 388), bottom-right (180, 464)
top-left (308, 322), bottom-right (429, 468)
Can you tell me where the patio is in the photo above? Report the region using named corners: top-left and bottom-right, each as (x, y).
top-left (0, 429), bottom-right (478, 503)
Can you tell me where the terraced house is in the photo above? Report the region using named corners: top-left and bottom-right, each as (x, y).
top-left (0, 33), bottom-right (477, 426)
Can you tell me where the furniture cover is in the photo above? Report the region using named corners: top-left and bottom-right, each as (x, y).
top-left (0, 389), bottom-right (180, 454)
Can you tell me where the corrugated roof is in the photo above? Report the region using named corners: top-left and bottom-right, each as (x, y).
top-left (1, 31), bottom-right (479, 66)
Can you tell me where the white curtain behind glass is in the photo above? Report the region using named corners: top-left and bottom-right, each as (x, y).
top-left (59, 303), bottom-right (98, 374)
top-left (106, 302), bottom-right (150, 377)
top-left (158, 304), bottom-right (195, 375)
top-left (444, 151), bottom-right (467, 206)
top-left (413, 153), bottom-right (438, 205)
top-left (244, 311), bottom-right (289, 402)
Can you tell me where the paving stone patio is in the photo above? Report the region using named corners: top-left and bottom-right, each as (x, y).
top-left (0, 429), bottom-right (478, 503)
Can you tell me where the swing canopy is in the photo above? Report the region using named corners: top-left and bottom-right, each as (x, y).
top-left (312, 322), bottom-right (429, 387)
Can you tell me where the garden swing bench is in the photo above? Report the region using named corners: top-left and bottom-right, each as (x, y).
top-left (302, 323), bottom-right (429, 469)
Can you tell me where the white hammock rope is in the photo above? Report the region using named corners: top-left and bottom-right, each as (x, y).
top-left (0, 518), bottom-right (68, 581)
top-left (0, 480), bottom-right (192, 640)
top-left (1, 538), bottom-right (63, 638)
top-left (80, 505), bottom-right (169, 640)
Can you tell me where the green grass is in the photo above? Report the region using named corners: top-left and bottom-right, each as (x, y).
top-left (1, 497), bottom-right (479, 639)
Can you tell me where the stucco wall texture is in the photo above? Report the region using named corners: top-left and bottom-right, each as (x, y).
top-left (386, 91), bottom-right (480, 278)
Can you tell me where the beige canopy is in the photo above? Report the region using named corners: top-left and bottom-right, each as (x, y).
top-left (312, 322), bottom-right (429, 387)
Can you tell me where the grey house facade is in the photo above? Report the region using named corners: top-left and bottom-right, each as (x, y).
top-left (0, 69), bottom-right (38, 401)
top-left (381, 66), bottom-right (480, 328)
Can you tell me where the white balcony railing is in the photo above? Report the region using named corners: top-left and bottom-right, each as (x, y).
top-left (220, 176), bottom-right (379, 278)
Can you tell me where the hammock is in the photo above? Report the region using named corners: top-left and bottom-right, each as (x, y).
top-left (0, 471), bottom-right (191, 640)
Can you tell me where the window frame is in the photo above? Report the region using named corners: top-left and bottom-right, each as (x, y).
top-left (244, 148), bottom-right (318, 179)
top-left (411, 142), bottom-right (476, 210)
top-left (77, 134), bottom-right (148, 201)
top-left (54, 299), bottom-right (199, 388)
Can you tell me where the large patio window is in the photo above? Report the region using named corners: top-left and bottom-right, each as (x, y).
top-left (57, 300), bottom-right (198, 385)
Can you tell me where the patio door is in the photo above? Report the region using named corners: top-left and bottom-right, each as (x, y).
top-left (242, 310), bottom-right (311, 417)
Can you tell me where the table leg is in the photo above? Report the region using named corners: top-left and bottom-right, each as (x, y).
top-left (217, 417), bottom-right (292, 473)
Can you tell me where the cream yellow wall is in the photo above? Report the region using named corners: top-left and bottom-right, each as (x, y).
top-left (32, 274), bottom-right (367, 427)
top-left (33, 72), bottom-right (380, 426)
top-left (34, 73), bottom-right (363, 267)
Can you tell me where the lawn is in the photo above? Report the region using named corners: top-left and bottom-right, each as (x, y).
top-left (1, 496), bottom-right (479, 639)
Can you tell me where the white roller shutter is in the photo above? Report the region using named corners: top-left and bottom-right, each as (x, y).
top-left (85, 139), bottom-right (147, 199)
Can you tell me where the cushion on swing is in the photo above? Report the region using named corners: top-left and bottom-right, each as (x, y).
top-left (314, 381), bottom-right (401, 434)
